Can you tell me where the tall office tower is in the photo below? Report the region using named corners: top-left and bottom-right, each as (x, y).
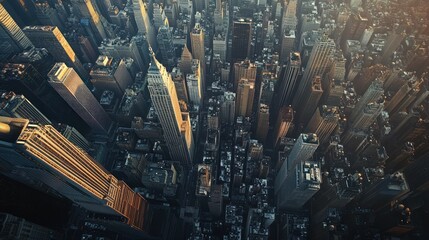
top-left (0, 63), bottom-right (87, 132)
top-left (385, 77), bottom-right (420, 115)
top-left (56, 123), bottom-right (91, 152)
top-left (353, 64), bottom-right (390, 95)
top-left (380, 27), bottom-right (406, 64)
top-left (287, 133), bottom-right (319, 170)
top-left (272, 106), bottom-right (294, 148)
top-left (297, 76), bottom-right (323, 126)
top-left (147, 50), bottom-right (194, 165)
top-left (153, 3), bottom-right (169, 31)
top-left (256, 104), bottom-right (269, 143)
top-left (157, 25), bottom-right (176, 68)
top-left (132, 0), bottom-right (157, 51)
top-left (386, 142), bottom-right (414, 171)
top-left (178, 0), bottom-right (192, 14)
top-left (186, 59), bottom-right (202, 106)
top-left (235, 79), bottom-right (255, 118)
top-left (221, 91), bottom-right (236, 125)
top-left (0, 4), bottom-right (33, 58)
top-left (98, 35), bottom-right (149, 73)
top-left (234, 59), bottom-right (257, 90)
top-left (276, 161), bottom-right (321, 209)
top-left (350, 101), bottom-right (384, 130)
top-left (9, 48), bottom-right (55, 76)
top-left (0, 91), bottom-right (51, 126)
top-left (0, 213), bottom-right (60, 239)
top-left (71, 0), bottom-right (107, 41)
top-left (231, 18), bottom-right (252, 62)
top-left (358, 172), bottom-right (409, 211)
top-left (340, 12), bottom-right (369, 45)
top-left (178, 45), bottom-right (193, 76)
top-left (293, 34), bottom-right (335, 109)
top-left (273, 52), bottom-right (301, 118)
top-left (349, 79), bottom-right (384, 123)
top-left (281, 0), bottom-right (297, 34)
top-left (90, 56), bottom-right (133, 96)
top-left (171, 67), bottom-right (190, 103)
top-left (190, 23), bottom-right (205, 71)
top-left (0, 117), bottom-right (147, 231)
top-left (34, 1), bottom-right (65, 31)
top-left (213, 33), bottom-right (227, 62)
top-left (305, 105), bottom-right (339, 145)
top-left (280, 30), bottom-right (296, 63)
top-left (23, 26), bottom-right (89, 81)
top-left (404, 151), bottom-right (429, 193)
top-left (48, 63), bottom-right (112, 133)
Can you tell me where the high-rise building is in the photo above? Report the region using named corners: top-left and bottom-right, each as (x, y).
top-left (56, 123), bottom-right (91, 152)
top-left (178, 45), bottom-right (193, 76)
top-left (221, 91), bottom-right (236, 125)
top-left (293, 34), bottom-right (335, 109)
top-left (90, 55), bottom-right (133, 96)
top-left (340, 12), bottom-right (369, 44)
top-left (71, 0), bottom-right (107, 42)
top-left (273, 52), bottom-right (301, 118)
top-left (231, 18), bottom-right (252, 62)
top-left (349, 79), bottom-right (384, 123)
top-left (350, 101), bottom-right (384, 130)
top-left (306, 106), bottom-right (339, 145)
top-left (171, 67), bottom-right (190, 103)
top-left (23, 26), bottom-right (89, 81)
top-left (186, 59), bottom-right (202, 106)
top-left (287, 133), bottom-right (319, 170)
top-left (272, 106), bottom-right (294, 148)
top-left (0, 3), bottom-right (33, 58)
top-left (234, 59), bottom-right (257, 90)
top-left (235, 79), bottom-right (255, 118)
top-left (190, 23), bottom-right (206, 85)
top-left (297, 76), bottom-right (324, 126)
top-left (157, 25), bottom-right (176, 68)
top-left (280, 30), bottom-right (296, 63)
top-left (380, 27), bottom-right (406, 64)
top-left (0, 63), bottom-right (87, 132)
top-left (147, 50), bottom-right (194, 165)
top-left (153, 3), bottom-right (169, 32)
top-left (277, 161), bottom-right (321, 209)
top-left (0, 91), bottom-right (51, 126)
top-left (34, 1), bottom-right (65, 31)
top-left (9, 48), bottom-right (55, 76)
top-left (281, 0), bottom-right (297, 34)
top-left (256, 104), bottom-right (269, 143)
top-left (48, 63), bottom-right (112, 133)
top-left (132, 0), bottom-right (157, 51)
top-left (0, 117), bottom-right (147, 231)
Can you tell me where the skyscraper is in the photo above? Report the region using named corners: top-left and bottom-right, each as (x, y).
top-left (380, 27), bottom-right (406, 64)
top-left (280, 30), bottom-right (296, 63)
top-left (349, 78), bottom-right (384, 123)
top-left (256, 104), bottom-right (269, 143)
top-left (190, 23), bottom-right (205, 67)
top-left (340, 12), bottom-right (369, 45)
top-left (178, 45), bottom-right (193, 76)
top-left (221, 92), bottom-right (236, 125)
top-left (293, 34), bottom-right (335, 109)
top-left (48, 63), bottom-right (112, 133)
top-left (171, 67), bottom-right (190, 103)
top-left (23, 26), bottom-right (89, 81)
top-left (132, 0), bottom-right (157, 51)
top-left (276, 161), bottom-right (321, 209)
top-left (305, 105), bottom-right (339, 145)
top-left (147, 50), bottom-right (194, 165)
top-left (235, 79), bottom-right (255, 118)
top-left (272, 106), bottom-right (294, 148)
top-left (297, 76), bottom-right (324, 126)
top-left (231, 18), bottom-right (252, 62)
top-left (157, 25), bottom-right (176, 68)
top-left (186, 59), bottom-right (202, 106)
top-left (0, 117), bottom-right (146, 231)
top-left (234, 59), bottom-right (257, 90)
top-left (0, 3), bottom-right (33, 58)
top-left (286, 133), bottom-right (319, 170)
top-left (71, 0), bottom-right (106, 38)
top-left (0, 91), bottom-right (51, 126)
top-left (281, 0), bottom-right (297, 34)
top-left (273, 52), bottom-right (301, 120)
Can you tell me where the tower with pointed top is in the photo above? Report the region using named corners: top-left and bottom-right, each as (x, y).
top-left (178, 45), bottom-right (193, 76)
top-left (147, 50), bottom-right (194, 165)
